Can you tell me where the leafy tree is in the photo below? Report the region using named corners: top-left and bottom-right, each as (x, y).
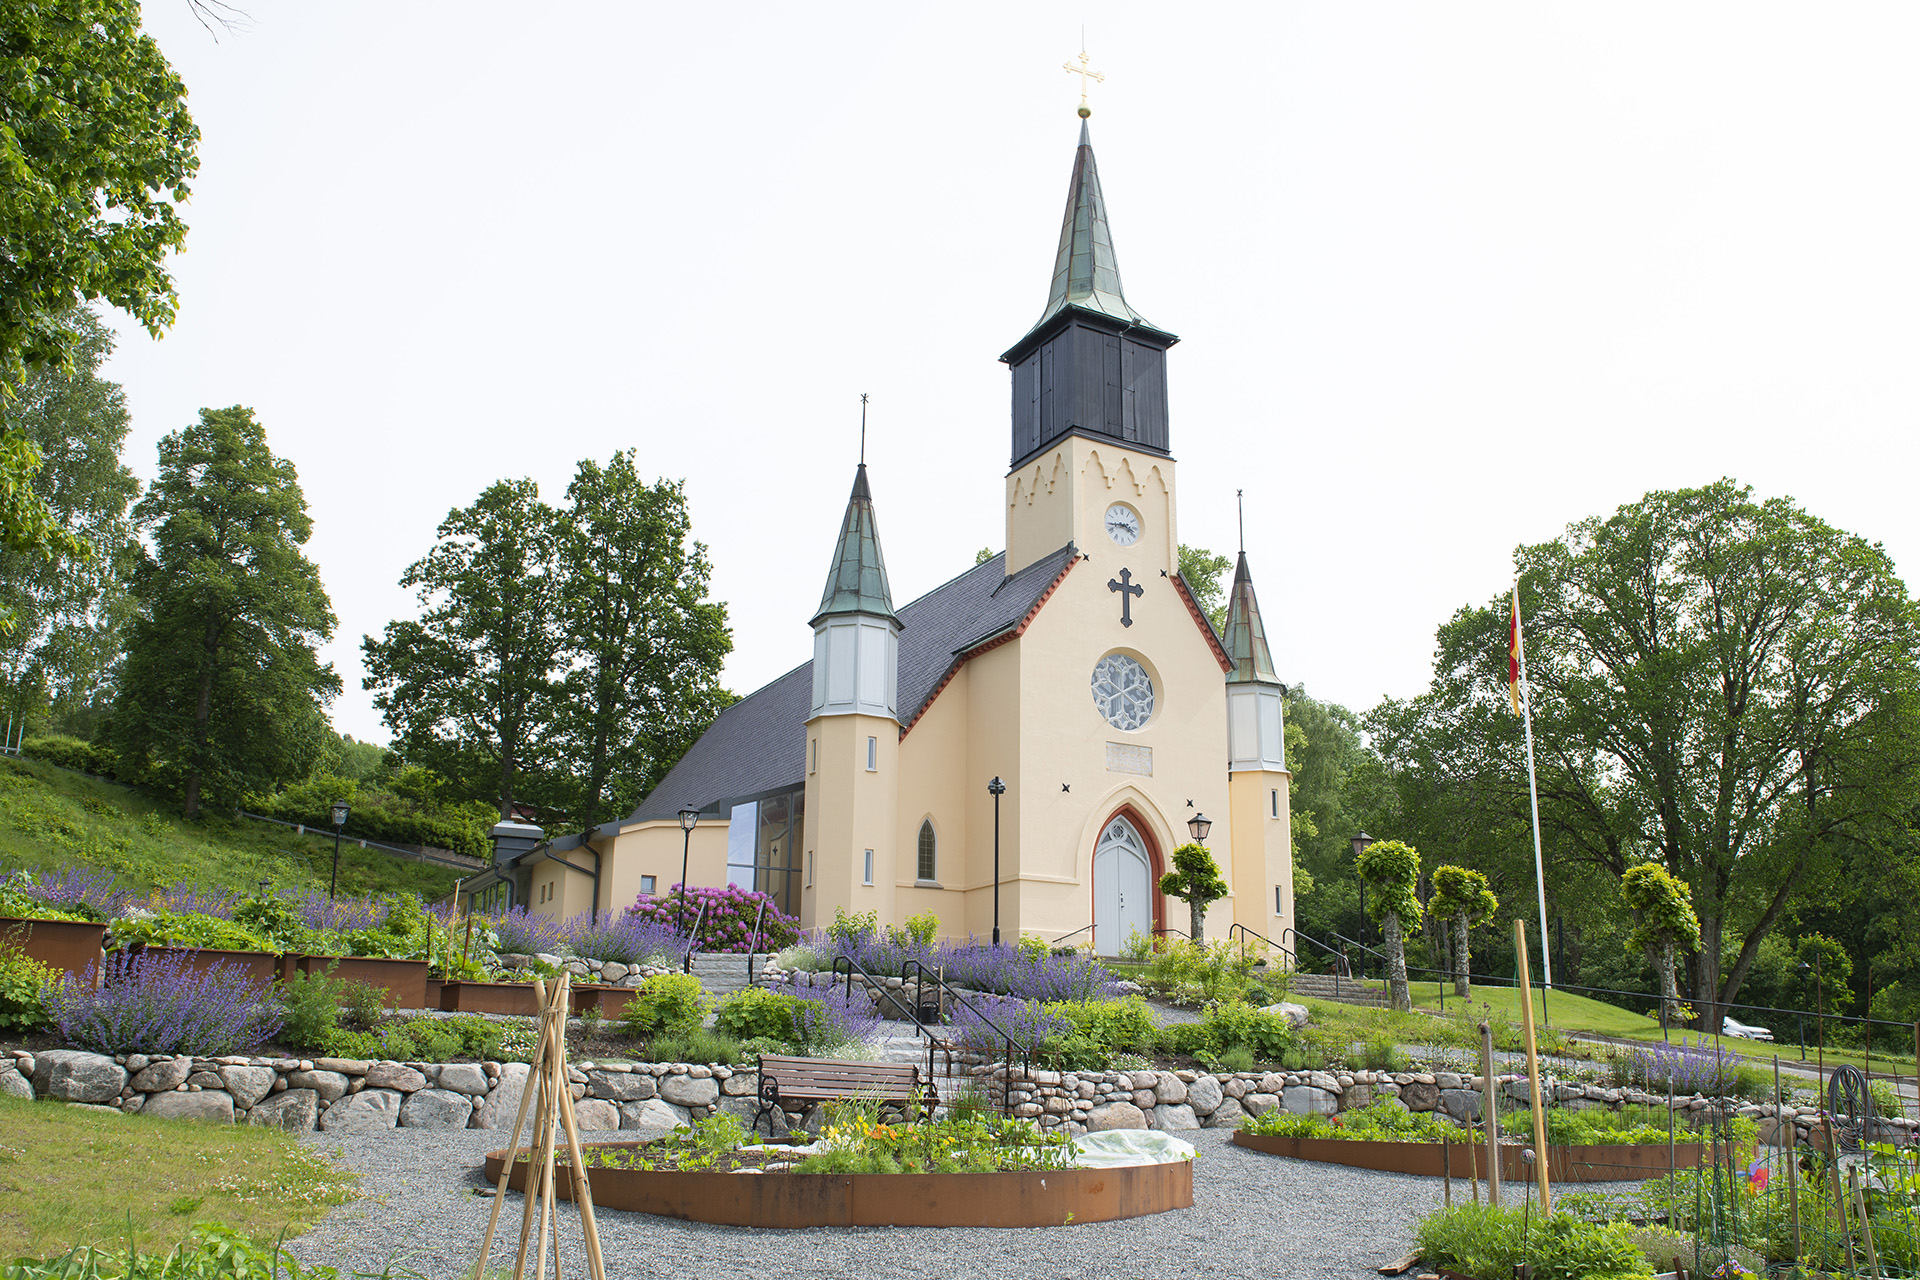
top-left (110, 407), bottom-right (339, 817)
top-left (1620, 862), bottom-right (1699, 1024)
top-left (1177, 544), bottom-right (1232, 633)
top-left (552, 453), bottom-right (732, 830)
top-left (362, 479), bottom-right (564, 821)
top-left (1356, 838), bottom-right (1422, 1011)
top-left (975, 547), bottom-right (994, 566)
top-left (1, 1), bottom-right (198, 557)
top-left (1788, 931), bottom-right (1852, 1044)
top-left (1429, 864), bottom-right (1498, 998)
top-left (0, 310), bottom-right (139, 734)
top-left (1159, 841), bottom-right (1227, 945)
top-left (1369, 481), bottom-right (1920, 1029)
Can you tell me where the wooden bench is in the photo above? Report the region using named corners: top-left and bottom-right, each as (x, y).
top-left (752, 1054), bottom-right (933, 1136)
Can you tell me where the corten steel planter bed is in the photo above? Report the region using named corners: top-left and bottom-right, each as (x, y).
top-left (1230, 1131), bottom-right (1735, 1182)
top-left (568, 984), bottom-right (634, 1018)
top-left (292, 955), bottom-right (430, 1009)
top-left (482, 1142), bottom-right (1193, 1227)
top-left (0, 916), bottom-right (106, 979)
top-left (116, 943), bottom-right (284, 984)
top-left (440, 979), bottom-right (540, 1015)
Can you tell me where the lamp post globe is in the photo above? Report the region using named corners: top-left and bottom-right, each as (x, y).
top-left (677, 807), bottom-right (700, 937)
top-left (327, 800), bottom-right (351, 903)
top-left (1187, 812), bottom-right (1211, 843)
top-left (988, 777), bottom-right (1007, 946)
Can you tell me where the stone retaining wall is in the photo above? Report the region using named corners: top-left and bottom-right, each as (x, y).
top-left (5, 1046), bottom-right (1894, 1145)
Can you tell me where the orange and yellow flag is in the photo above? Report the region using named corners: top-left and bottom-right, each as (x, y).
top-left (1508, 584), bottom-right (1524, 716)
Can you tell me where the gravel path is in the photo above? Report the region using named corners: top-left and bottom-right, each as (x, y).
top-left (288, 1127), bottom-right (1443, 1280)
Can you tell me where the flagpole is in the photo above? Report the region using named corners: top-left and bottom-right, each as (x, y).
top-left (1514, 580), bottom-right (1553, 990)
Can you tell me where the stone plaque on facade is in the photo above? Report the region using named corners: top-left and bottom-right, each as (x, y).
top-left (1105, 742), bottom-right (1152, 776)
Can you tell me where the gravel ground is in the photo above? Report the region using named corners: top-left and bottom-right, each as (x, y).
top-left (288, 1127), bottom-right (1443, 1280)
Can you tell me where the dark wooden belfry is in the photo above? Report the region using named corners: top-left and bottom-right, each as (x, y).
top-left (1001, 120), bottom-right (1179, 470)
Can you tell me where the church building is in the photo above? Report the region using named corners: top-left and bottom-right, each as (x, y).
top-left (481, 120), bottom-right (1295, 955)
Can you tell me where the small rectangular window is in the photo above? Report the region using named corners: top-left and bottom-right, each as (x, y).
top-left (866, 737), bottom-right (877, 771)
top-left (863, 849), bottom-right (874, 885)
top-left (1275, 885), bottom-right (1284, 914)
top-left (1270, 789), bottom-right (1279, 818)
top-left (810, 739), bottom-right (817, 774)
top-left (807, 850), bottom-right (814, 887)
top-left (641, 875), bottom-right (656, 895)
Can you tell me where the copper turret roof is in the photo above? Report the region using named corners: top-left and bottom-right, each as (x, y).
top-left (811, 464), bottom-right (898, 627)
top-left (1221, 551), bottom-right (1280, 685)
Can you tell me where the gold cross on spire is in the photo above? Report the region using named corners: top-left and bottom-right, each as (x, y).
top-left (1063, 48), bottom-right (1104, 119)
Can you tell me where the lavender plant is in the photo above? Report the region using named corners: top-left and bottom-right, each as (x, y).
top-left (950, 994), bottom-right (1071, 1056)
top-left (50, 947), bottom-right (286, 1055)
top-left (487, 905), bottom-right (565, 956)
top-left (3, 867), bottom-right (130, 921)
top-left (793, 985), bottom-right (883, 1055)
top-left (561, 912), bottom-right (680, 967)
top-left (150, 884), bottom-right (242, 919)
top-left (822, 922), bottom-right (1117, 1004)
top-left (289, 888), bottom-right (386, 934)
top-left (1616, 1035), bottom-right (1745, 1096)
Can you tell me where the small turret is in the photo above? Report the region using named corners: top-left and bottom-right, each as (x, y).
top-left (810, 463), bottom-right (900, 719)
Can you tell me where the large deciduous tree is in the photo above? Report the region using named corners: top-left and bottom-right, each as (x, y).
top-left (110, 407), bottom-right (338, 817)
top-left (553, 452), bottom-right (731, 831)
top-left (1, 1), bottom-right (198, 557)
top-left (1370, 480), bottom-right (1920, 1029)
top-left (1356, 838), bottom-right (1422, 1012)
top-left (362, 480), bottom-right (564, 821)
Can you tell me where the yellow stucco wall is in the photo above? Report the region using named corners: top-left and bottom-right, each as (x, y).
top-left (1006, 438), bottom-right (1176, 577)
top-left (801, 712), bottom-right (899, 932)
top-left (1229, 768), bottom-right (1295, 955)
top-left (592, 821), bottom-right (733, 920)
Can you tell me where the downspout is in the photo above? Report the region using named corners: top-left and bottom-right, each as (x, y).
top-left (538, 844), bottom-right (604, 922)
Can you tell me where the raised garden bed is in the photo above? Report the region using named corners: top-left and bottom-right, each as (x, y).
top-left (116, 943), bottom-right (285, 984)
top-left (1230, 1131), bottom-right (1732, 1182)
top-left (290, 954), bottom-right (429, 1009)
top-left (481, 1141), bottom-right (1192, 1227)
top-left (568, 984), bottom-right (634, 1018)
top-left (439, 979), bottom-right (539, 1015)
top-left (0, 916), bottom-right (107, 978)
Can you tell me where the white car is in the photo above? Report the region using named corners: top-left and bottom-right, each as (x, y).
top-left (1723, 1015), bottom-right (1774, 1041)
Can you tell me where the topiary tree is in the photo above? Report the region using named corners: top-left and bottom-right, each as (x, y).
top-left (1159, 842), bottom-right (1228, 946)
top-left (1428, 865), bottom-right (1498, 999)
top-left (1620, 863), bottom-right (1701, 1026)
top-left (1356, 839), bottom-right (1422, 1012)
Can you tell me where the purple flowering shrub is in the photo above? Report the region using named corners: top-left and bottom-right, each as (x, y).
top-left (627, 884), bottom-right (801, 953)
top-left (290, 888), bottom-right (386, 934)
top-left (950, 993), bottom-right (1071, 1056)
top-left (561, 912), bottom-right (681, 967)
top-left (1, 867), bottom-right (129, 922)
top-left (486, 905), bottom-right (565, 956)
top-left (51, 947), bottom-right (285, 1056)
top-left (150, 885), bottom-right (241, 919)
top-left (1617, 1036), bottom-right (1745, 1096)
top-left (793, 984), bottom-right (883, 1054)
top-left (823, 920), bottom-right (1117, 1004)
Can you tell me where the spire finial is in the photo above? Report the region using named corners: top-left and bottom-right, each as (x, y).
top-left (1237, 490), bottom-right (1245, 554)
top-left (859, 392), bottom-right (868, 466)
top-left (1063, 45), bottom-right (1103, 119)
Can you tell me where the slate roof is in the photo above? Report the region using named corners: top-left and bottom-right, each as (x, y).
top-left (629, 545), bottom-right (1078, 823)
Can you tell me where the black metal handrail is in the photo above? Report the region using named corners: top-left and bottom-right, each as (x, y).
top-left (744, 897), bottom-right (769, 988)
top-left (898, 957), bottom-right (1043, 1122)
top-left (1226, 922), bottom-right (1295, 969)
top-left (1325, 928), bottom-right (1390, 980)
top-left (681, 900), bottom-right (709, 973)
top-left (1151, 926), bottom-right (1189, 941)
top-left (1050, 924), bottom-right (1094, 948)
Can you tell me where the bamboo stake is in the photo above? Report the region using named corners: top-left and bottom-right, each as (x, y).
top-left (1780, 1055), bottom-right (1800, 1261)
top-left (1514, 920), bottom-right (1551, 1215)
top-left (1467, 1126), bottom-right (1480, 1205)
top-left (512, 977), bottom-right (560, 1280)
top-left (1853, 1166), bottom-right (1882, 1280)
top-left (551, 1046), bottom-right (607, 1280)
top-left (1480, 1022), bottom-right (1502, 1207)
top-left (473, 977), bottom-right (564, 1280)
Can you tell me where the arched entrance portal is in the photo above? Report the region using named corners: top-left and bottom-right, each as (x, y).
top-left (1092, 815), bottom-right (1153, 956)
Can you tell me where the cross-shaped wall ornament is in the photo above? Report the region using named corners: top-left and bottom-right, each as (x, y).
top-left (1108, 567), bottom-right (1143, 627)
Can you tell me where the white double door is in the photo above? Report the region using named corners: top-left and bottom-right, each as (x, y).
top-left (1093, 816), bottom-right (1152, 956)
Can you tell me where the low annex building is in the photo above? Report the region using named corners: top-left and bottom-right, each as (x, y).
top-left (466, 121), bottom-right (1296, 955)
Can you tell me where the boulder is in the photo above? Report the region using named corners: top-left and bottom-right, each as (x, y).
top-left (437, 1064), bottom-right (490, 1097)
top-left (1152, 1073), bottom-right (1187, 1105)
top-left (1438, 1089), bottom-right (1483, 1123)
top-left (130, 1057), bottom-right (192, 1093)
top-left (0, 1066), bottom-right (32, 1101)
top-left (1258, 1002), bottom-right (1311, 1029)
top-left (1203, 1096), bottom-right (1245, 1129)
top-left (1084, 1101), bottom-right (1148, 1132)
top-left (1258, 1073), bottom-right (1286, 1095)
top-left (617, 1097), bottom-right (692, 1139)
top-left (659, 1074), bottom-right (719, 1108)
top-left (248, 1089), bottom-right (320, 1132)
top-left (143, 1090), bottom-right (236, 1123)
top-left (1341, 1083), bottom-right (1376, 1110)
top-left (288, 1070), bottom-right (350, 1103)
top-left (599, 962), bottom-right (628, 983)
top-left (1401, 1081), bottom-right (1441, 1112)
top-left (1280, 1085), bottom-right (1338, 1115)
top-left (33, 1050), bottom-right (126, 1103)
top-left (587, 1069), bottom-right (656, 1102)
top-left (400, 1088), bottom-right (473, 1129)
top-left (218, 1066), bottom-right (279, 1109)
top-left (365, 1062), bottom-right (428, 1093)
top-left (572, 1099), bottom-right (620, 1132)
top-left (1152, 1103), bottom-right (1200, 1131)
top-left (320, 1088), bottom-right (404, 1132)
top-left (1242, 1092), bottom-right (1280, 1117)
top-left (476, 1063), bottom-right (531, 1130)
top-left (715, 1095), bottom-right (763, 1128)
top-left (1185, 1075), bottom-right (1223, 1116)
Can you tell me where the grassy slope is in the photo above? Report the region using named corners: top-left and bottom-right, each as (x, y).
top-left (0, 1094), bottom-right (354, 1257)
top-left (0, 757), bottom-right (460, 900)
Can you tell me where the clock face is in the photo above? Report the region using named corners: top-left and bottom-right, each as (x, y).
top-left (1105, 504), bottom-right (1141, 546)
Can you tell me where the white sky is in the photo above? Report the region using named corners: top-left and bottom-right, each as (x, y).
top-left (105, 3), bottom-right (1920, 746)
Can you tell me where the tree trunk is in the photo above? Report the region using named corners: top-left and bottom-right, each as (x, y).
top-left (1453, 911), bottom-right (1471, 998)
top-left (1383, 910), bottom-right (1410, 1012)
top-left (1190, 894), bottom-right (1207, 947)
top-left (1656, 937), bottom-right (1686, 1027)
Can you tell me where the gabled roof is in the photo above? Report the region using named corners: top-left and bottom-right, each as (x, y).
top-left (629, 545), bottom-right (1079, 822)
top-left (812, 464), bottom-right (898, 626)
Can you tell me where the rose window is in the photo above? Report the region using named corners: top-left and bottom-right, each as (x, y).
top-left (1091, 653), bottom-right (1155, 731)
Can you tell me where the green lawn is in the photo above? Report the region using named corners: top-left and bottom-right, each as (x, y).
top-left (0, 1094), bottom-right (354, 1258)
top-left (0, 756), bottom-right (459, 900)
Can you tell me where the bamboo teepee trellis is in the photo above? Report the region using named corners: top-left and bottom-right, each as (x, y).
top-left (473, 973), bottom-right (606, 1280)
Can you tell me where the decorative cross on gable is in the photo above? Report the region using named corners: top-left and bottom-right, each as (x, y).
top-left (1108, 567), bottom-right (1143, 627)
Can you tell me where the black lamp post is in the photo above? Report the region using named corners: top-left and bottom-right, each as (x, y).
top-left (988, 776), bottom-right (1006, 946)
top-left (677, 806), bottom-right (699, 936)
top-left (1187, 812), bottom-right (1212, 843)
top-left (1350, 831), bottom-right (1373, 957)
top-left (327, 800), bottom-right (350, 902)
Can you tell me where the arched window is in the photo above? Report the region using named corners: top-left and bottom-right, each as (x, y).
top-left (917, 820), bottom-right (937, 882)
